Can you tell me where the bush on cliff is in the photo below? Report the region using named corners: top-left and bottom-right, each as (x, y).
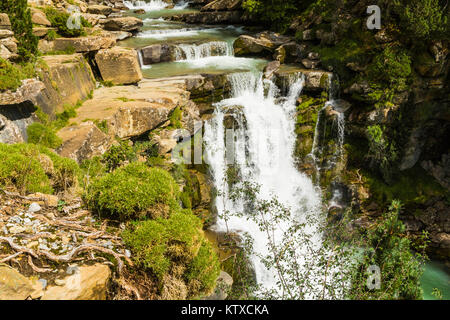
top-left (0, 0), bottom-right (38, 61)
top-left (392, 0), bottom-right (449, 41)
top-left (84, 162), bottom-right (181, 220)
top-left (0, 58), bottom-right (36, 92)
top-left (43, 7), bottom-right (91, 38)
top-left (0, 143), bottom-right (80, 194)
top-left (122, 212), bottom-right (220, 297)
top-left (27, 123), bottom-right (63, 149)
top-left (349, 200), bottom-right (426, 300)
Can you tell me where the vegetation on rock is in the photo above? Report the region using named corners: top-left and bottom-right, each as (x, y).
top-left (122, 211), bottom-right (220, 298)
top-left (84, 162), bottom-right (181, 220)
top-left (0, 143), bottom-right (79, 194)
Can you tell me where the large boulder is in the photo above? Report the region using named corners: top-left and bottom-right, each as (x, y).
top-left (87, 5), bottom-right (113, 16)
top-left (57, 78), bottom-right (193, 161)
top-left (0, 264), bottom-right (43, 300)
top-left (31, 8), bottom-right (51, 26)
top-left (38, 54), bottom-right (96, 115)
top-left (41, 264), bottom-right (111, 300)
top-left (140, 44), bottom-right (177, 64)
top-left (102, 17), bottom-right (143, 32)
top-left (39, 35), bottom-right (116, 54)
top-left (95, 47), bottom-right (143, 85)
top-left (234, 32), bottom-right (291, 58)
top-left (0, 13), bottom-right (11, 30)
top-left (201, 0), bottom-right (242, 11)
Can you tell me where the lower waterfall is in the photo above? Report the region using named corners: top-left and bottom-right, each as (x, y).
top-left (204, 72), bottom-right (337, 298)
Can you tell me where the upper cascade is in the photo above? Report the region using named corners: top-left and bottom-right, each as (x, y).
top-left (174, 41), bottom-right (233, 61)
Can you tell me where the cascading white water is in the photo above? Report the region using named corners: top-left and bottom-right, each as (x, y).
top-left (174, 41), bottom-right (233, 61)
top-left (204, 72), bottom-right (326, 296)
top-left (123, 0), bottom-right (168, 11)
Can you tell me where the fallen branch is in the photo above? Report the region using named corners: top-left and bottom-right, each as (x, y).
top-left (0, 236), bottom-right (38, 258)
top-left (38, 244), bottom-right (132, 272)
top-left (0, 251), bottom-right (23, 263)
top-left (28, 255), bottom-right (52, 273)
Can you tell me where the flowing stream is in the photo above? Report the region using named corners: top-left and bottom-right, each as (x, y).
top-left (203, 72), bottom-right (327, 296)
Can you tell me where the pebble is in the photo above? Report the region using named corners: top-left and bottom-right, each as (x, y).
top-left (38, 279), bottom-right (47, 290)
top-left (54, 279), bottom-right (66, 286)
top-left (38, 243), bottom-right (50, 251)
top-left (125, 249), bottom-right (131, 258)
top-left (28, 203), bottom-right (41, 213)
top-left (9, 226), bottom-right (26, 234)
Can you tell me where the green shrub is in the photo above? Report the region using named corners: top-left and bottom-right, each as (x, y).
top-left (0, 143), bottom-right (79, 194)
top-left (368, 47), bottom-right (412, 89)
top-left (101, 140), bottom-right (136, 172)
top-left (186, 239), bottom-right (221, 296)
top-left (43, 7), bottom-right (90, 38)
top-left (349, 200), bottom-right (426, 299)
top-left (0, 58), bottom-right (36, 91)
top-left (46, 29), bottom-right (58, 41)
top-left (393, 0), bottom-right (449, 40)
top-left (0, 0), bottom-right (38, 61)
top-left (122, 212), bottom-right (220, 297)
top-left (27, 123), bottom-right (62, 149)
top-left (168, 106), bottom-right (183, 129)
top-left (52, 103), bottom-right (80, 130)
top-left (84, 162), bottom-right (181, 220)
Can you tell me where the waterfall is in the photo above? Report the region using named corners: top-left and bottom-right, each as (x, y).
top-left (204, 72), bottom-right (329, 297)
top-left (123, 0), bottom-right (169, 11)
top-left (309, 74), bottom-right (346, 170)
top-left (174, 41), bottom-right (233, 61)
top-left (137, 49), bottom-right (151, 69)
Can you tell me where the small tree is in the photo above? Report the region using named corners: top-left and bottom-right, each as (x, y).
top-left (0, 0), bottom-right (38, 61)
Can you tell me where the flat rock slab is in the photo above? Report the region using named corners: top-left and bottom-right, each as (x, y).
top-left (57, 79), bottom-right (192, 162)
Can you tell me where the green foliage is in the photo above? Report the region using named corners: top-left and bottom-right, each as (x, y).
top-left (101, 140), bottom-right (136, 172)
top-left (364, 166), bottom-right (447, 207)
top-left (168, 106), bottom-right (183, 129)
top-left (366, 125), bottom-right (398, 182)
top-left (84, 162), bottom-right (181, 220)
top-left (0, 58), bottom-right (36, 91)
top-left (0, 0), bottom-right (38, 61)
top-left (242, 0), bottom-right (304, 31)
top-left (0, 143), bottom-right (79, 194)
top-left (186, 239), bottom-right (221, 295)
top-left (46, 29), bottom-right (58, 41)
top-left (52, 102), bottom-right (80, 130)
top-left (368, 47), bottom-right (412, 89)
top-left (393, 0), bottom-right (449, 40)
top-left (122, 212), bottom-right (220, 297)
top-left (43, 7), bottom-right (90, 38)
top-left (349, 200), bottom-right (426, 299)
top-left (27, 123), bottom-right (63, 149)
